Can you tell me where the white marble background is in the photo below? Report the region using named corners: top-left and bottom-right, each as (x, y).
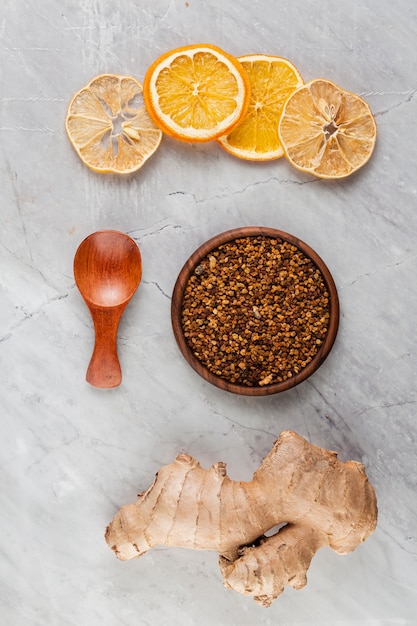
top-left (1, 1), bottom-right (416, 624)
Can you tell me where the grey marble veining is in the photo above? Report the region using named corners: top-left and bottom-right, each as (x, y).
top-left (1, 1), bottom-right (416, 624)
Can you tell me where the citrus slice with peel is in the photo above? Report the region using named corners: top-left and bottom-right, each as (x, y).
top-left (217, 55), bottom-right (303, 160)
top-left (143, 44), bottom-right (251, 142)
top-left (66, 74), bottom-right (163, 174)
top-left (278, 78), bottom-right (377, 179)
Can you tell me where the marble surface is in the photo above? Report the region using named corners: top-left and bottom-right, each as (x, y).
top-left (1, 1), bottom-right (416, 624)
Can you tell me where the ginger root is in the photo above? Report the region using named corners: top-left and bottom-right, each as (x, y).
top-left (105, 430), bottom-right (377, 606)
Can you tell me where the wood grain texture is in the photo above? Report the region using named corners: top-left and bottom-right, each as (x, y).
top-left (171, 226), bottom-right (339, 396)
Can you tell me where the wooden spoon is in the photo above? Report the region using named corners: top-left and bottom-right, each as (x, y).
top-left (74, 230), bottom-right (142, 388)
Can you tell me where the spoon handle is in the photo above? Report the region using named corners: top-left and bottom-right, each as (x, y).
top-left (86, 307), bottom-right (125, 388)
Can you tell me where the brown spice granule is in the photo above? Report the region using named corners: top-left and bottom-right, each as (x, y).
top-left (181, 236), bottom-right (330, 387)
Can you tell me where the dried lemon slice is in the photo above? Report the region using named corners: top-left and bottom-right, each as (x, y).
top-left (218, 55), bottom-right (303, 160)
top-left (143, 44), bottom-right (251, 142)
top-left (278, 78), bottom-right (377, 179)
top-left (66, 74), bottom-right (162, 174)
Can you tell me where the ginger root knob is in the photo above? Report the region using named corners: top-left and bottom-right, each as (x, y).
top-left (105, 430), bottom-right (377, 606)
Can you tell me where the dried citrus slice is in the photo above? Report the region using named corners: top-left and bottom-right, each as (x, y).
top-left (143, 44), bottom-right (251, 142)
top-left (66, 74), bottom-right (163, 174)
top-left (278, 78), bottom-right (377, 179)
top-left (217, 55), bottom-right (303, 160)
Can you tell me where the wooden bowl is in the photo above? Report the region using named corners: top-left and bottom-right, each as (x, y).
top-left (171, 227), bottom-right (339, 396)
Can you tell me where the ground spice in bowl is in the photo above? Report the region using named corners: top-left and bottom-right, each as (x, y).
top-left (171, 227), bottom-right (339, 396)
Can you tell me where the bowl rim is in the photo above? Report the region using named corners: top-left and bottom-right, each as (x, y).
top-left (171, 226), bottom-right (339, 396)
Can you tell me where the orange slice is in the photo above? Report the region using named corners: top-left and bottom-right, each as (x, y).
top-left (66, 74), bottom-right (163, 174)
top-left (278, 78), bottom-right (377, 179)
top-left (143, 44), bottom-right (251, 142)
top-left (217, 55), bottom-right (303, 160)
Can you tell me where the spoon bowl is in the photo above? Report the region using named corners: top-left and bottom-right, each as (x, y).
top-left (74, 230), bottom-right (142, 388)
